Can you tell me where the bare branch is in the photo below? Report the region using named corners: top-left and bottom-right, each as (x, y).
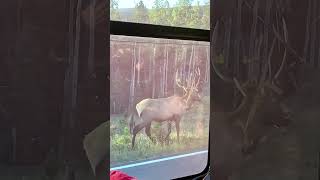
top-left (244, 95), bottom-right (259, 132)
top-left (211, 21), bottom-right (234, 83)
top-left (303, 0), bottom-right (312, 61)
top-left (274, 18), bottom-right (288, 79)
top-left (282, 17), bottom-right (288, 43)
top-left (211, 21), bottom-right (249, 100)
top-left (268, 38), bottom-right (276, 81)
top-left (243, 0), bottom-right (305, 63)
top-left (244, 36), bottom-right (276, 133)
top-left (227, 96), bottom-right (248, 120)
top-left (263, 37), bottom-right (276, 83)
top-left (233, 78), bottom-right (247, 97)
top-left (264, 81), bottom-right (283, 95)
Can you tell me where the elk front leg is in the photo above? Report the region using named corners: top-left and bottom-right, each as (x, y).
top-left (174, 118), bottom-right (180, 143)
top-left (145, 122), bottom-right (156, 144)
top-left (132, 121), bottom-right (148, 149)
top-left (165, 122), bottom-right (172, 145)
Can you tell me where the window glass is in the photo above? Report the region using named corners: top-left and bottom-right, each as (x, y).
top-left (110, 0), bottom-right (210, 30)
top-left (110, 35), bottom-right (209, 179)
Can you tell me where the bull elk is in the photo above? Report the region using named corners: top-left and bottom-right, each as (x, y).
top-left (130, 68), bottom-right (202, 149)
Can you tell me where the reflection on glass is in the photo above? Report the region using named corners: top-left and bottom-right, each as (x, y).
top-left (110, 35), bottom-right (209, 179)
top-left (110, 0), bottom-right (210, 30)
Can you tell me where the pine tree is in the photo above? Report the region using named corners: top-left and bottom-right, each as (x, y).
top-left (201, 0), bottom-right (210, 29)
top-left (171, 0), bottom-right (193, 27)
top-left (110, 0), bottom-right (121, 20)
top-left (189, 1), bottom-right (202, 28)
top-left (150, 0), bottom-right (172, 26)
top-left (132, 0), bottom-right (149, 24)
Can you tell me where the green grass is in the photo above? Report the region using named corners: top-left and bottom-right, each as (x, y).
top-left (110, 96), bottom-right (210, 167)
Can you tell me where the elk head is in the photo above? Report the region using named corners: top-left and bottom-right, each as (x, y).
top-left (175, 67), bottom-right (202, 110)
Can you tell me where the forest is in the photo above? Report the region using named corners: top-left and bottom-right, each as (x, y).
top-left (110, 35), bottom-right (210, 167)
top-left (110, 0), bottom-right (210, 29)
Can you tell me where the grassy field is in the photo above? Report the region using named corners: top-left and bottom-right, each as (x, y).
top-left (110, 96), bottom-right (210, 167)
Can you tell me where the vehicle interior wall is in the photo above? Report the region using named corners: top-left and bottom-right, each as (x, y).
top-left (0, 0), bottom-right (109, 179)
top-left (0, 0), bottom-right (67, 165)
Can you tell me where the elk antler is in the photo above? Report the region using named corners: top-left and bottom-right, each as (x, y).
top-left (175, 70), bottom-right (188, 96)
top-left (185, 67), bottom-right (201, 104)
top-left (192, 67), bottom-right (201, 90)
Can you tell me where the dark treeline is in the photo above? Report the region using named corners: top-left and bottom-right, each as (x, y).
top-left (111, 0), bottom-right (210, 29)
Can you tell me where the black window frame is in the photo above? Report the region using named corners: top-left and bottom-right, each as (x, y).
top-left (110, 20), bottom-right (210, 180)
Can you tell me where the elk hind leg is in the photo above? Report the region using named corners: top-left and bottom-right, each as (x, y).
top-left (145, 122), bottom-right (155, 144)
top-left (132, 122), bottom-right (147, 149)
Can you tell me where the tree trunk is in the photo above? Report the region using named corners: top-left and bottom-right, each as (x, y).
top-left (152, 44), bottom-right (156, 98)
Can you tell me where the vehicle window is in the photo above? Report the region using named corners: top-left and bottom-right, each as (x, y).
top-left (110, 0), bottom-right (210, 30)
top-left (110, 35), bottom-right (209, 179)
